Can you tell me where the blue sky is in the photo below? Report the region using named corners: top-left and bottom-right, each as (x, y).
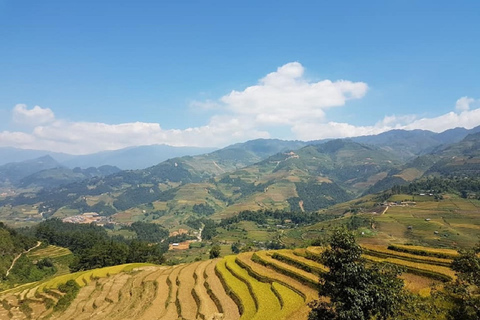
top-left (1, 1), bottom-right (479, 154)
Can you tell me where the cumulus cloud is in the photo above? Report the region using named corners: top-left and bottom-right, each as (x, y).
top-left (12, 104), bottom-right (55, 126)
top-left (2, 63), bottom-right (479, 154)
top-left (292, 100), bottom-right (480, 141)
top-left (0, 113), bottom-right (270, 154)
top-left (455, 96), bottom-right (475, 112)
top-left (219, 62), bottom-right (368, 126)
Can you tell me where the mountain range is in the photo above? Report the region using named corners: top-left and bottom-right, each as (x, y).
top-left (1, 126), bottom-right (480, 226)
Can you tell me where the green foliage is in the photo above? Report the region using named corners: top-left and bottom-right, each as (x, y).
top-left (192, 203), bottom-right (215, 215)
top-left (219, 209), bottom-right (339, 228)
top-left (54, 279), bottom-right (80, 312)
top-left (294, 181), bottom-right (352, 211)
top-left (34, 219), bottom-right (165, 272)
top-left (0, 222), bottom-right (37, 280)
top-left (309, 229), bottom-right (407, 320)
top-left (445, 243), bottom-right (480, 319)
top-left (127, 221), bottom-right (169, 242)
top-left (6, 255), bottom-right (56, 284)
top-left (202, 219), bottom-right (217, 240)
top-left (347, 215), bottom-right (372, 231)
top-left (391, 176), bottom-right (480, 199)
top-left (209, 244), bottom-right (221, 259)
top-left (113, 186), bottom-right (177, 211)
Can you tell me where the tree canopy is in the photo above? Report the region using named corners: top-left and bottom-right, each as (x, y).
top-left (309, 229), bottom-right (406, 320)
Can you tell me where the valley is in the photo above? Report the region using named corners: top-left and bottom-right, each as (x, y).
top-left (1, 128), bottom-right (479, 319)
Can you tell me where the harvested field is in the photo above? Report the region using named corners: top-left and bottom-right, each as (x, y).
top-left (193, 260), bottom-right (219, 319)
top-left (177, 261), bottom-right (201, 320)
top-left (137, 269), bottom-right (171, 320)
top-left (0, 246), bottom-right (464, 320)
top-left (163, 264), bottom-right (184, 320)
top-left (204, 259), bottom-right (240, 320)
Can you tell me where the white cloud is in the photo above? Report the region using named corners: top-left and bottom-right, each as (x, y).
top-left (219, 62), bottom-right (368, 126)
top-left (455, 96), bottom-right (474, 112)
top-left (12, 104), bottom-right (55, 126)
top-left (0, 113), bottom-right (270, 154)
top-left (2, 63), bottom-right (479, 154)
top-left (292, 101), bottom-right (480, 141)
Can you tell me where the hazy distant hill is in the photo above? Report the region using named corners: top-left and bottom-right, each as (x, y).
top-left (19, 165), bottom-right (121, 189)
top-left (0, 148), bottom-right (73, 166)
top-left (0, 155), bottom-right (61, 186)
top-left (60, 144), bottom-right (217, 170)
top-left (0, 145), bottom-right (217, 170)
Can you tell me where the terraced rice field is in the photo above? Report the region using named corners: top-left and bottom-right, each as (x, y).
top-left (27, 245), bottom-right (72, 259)
top-left (0, 246), bottom-right (460, 320)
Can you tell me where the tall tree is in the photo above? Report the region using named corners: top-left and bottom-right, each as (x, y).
top-left (446, 243), bottom-right (480, 320)
top-left (309, 229), bottom-right (406, 320)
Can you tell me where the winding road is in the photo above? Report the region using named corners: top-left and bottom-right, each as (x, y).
top-left (5, 241), bottom-right (41, 277)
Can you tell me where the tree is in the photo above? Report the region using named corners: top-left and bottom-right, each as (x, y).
top-left (209, 244), bottom-right (221, 259)
top-left (446, 243), bottom-right (480, 320)
top-left (309, 229), bottom-right (406, 320)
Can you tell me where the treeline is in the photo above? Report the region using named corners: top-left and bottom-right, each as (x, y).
top-left (113, 186), bottom-right (177, 211)
top-left (34, 219), bottom-right (168, 272)
top-left (184, 217), bottom-right (217, 240)
top-left (292, 181), bottom-right (352, 211)
top-left (391, 176), bottom-right (480, 199)
top-left (218, 175), bottom-right (272, 199)
top-left (0, 222), bottom-right (38, 279)
top-left (219, 209), bottom-right (339, 228)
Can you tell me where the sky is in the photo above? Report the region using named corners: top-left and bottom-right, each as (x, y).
top-left (1, 0), bottom-right (480, 155)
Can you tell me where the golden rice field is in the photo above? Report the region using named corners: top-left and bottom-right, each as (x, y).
top-left (0, 245), bottom-right (460, 320)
